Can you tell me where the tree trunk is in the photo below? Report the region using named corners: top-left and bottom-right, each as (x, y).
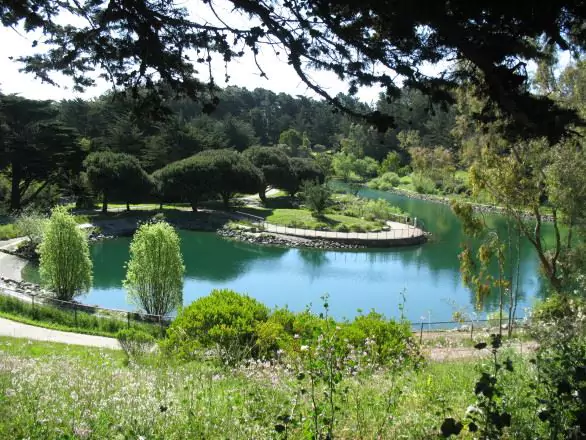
top-left (222, 193), bottom-right (230, 209)
top-left (10, 164), bottom-right (21, 211)
top-left (190, 200), bottom-right (198, 212)
top-left (259, 185), bottom-right (267, 204)
top-left (102, 192), bottom-right (108, 214)
top-left (126, 201), bottom-right (130, 211)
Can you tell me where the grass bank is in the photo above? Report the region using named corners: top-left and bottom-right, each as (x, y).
top-left (0, 293), bottom-right (162, 338)
top-left (0, 335), bottom-right (534, 439)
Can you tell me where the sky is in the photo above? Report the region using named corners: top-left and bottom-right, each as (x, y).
top-left (0, 1), bottom-right (569, 104)
top-left (0, 0), bottom-right (417, 104)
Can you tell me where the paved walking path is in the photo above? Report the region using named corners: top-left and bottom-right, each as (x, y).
top-left (0, 317), bottom-right (120, 349)
top-left (260, 221), bottom-right (425, 242)
top-left (0, 238), bottom-right (28, 281)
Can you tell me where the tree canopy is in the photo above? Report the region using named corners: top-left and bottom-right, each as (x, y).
top-left (0, 94), bottom-right (84, 210)
top-left (84, 151), bottom-right (152, 213)
top-left (2, 1), bottom-right (584, 141)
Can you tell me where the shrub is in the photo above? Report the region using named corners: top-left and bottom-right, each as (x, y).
top-left (15, 210), bottom-right (48, 248)
top-left (165, 289), bottom-right (270, 363)
top-left (124, 221), bottom-right (185, 317)
top-left (350, 224), bottom-right (366, 233)
top-left (301, 179), bottom-right (332, 215)
top-left (362, 199), bottom-right (403, 221)
top-left (38, 206), bottom-right (92, 301)
top-left (334, 224), bottom-right (350, 232)
top-left (341, 311), bottom-right (418, 367)
top-left (0, 223), bottom-right (19, 240)
top-left (412, 172), bottom-right (436, 194)
top-left (397, 166), bottom-right (412, 177)
top-left (368, 172), bottom-right (401, 191)
top-left (117, 328), bottom-right (155, 360)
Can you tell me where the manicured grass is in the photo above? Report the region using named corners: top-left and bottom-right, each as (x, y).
top-left (238, 206), bottom-right (384, 231)
top-left (0, 335), bottom-right (540, 439)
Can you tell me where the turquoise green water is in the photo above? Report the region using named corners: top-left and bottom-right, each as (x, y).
top-left (24, 189), bottom-right (550, 322)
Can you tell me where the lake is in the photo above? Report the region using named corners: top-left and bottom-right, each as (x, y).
top-left (23, 188), bottom-right (551, 322)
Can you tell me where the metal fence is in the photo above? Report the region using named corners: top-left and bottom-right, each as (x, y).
top-left (411, 317), bottom-right (529, 344)
top-left (0, 283), bottom-right (170, 333)
top-left (234, 211), bottom-right (425, 240)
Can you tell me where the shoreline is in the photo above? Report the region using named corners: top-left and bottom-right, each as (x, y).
top-left (361, 185), bottom-right (556, 222)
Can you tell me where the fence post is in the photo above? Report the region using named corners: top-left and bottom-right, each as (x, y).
top-left (159, 315), bottom-right (164, 337)
top-left (74, 305), bottom-right (78, 327)
top-left (127, 312), bottom-right (131, 328)
top-left (470, 321), bottom-right (474, 340)
top-left (420, 322), bottom-right (424, 344)
top-left (31, 294), bottom-right (36, 319)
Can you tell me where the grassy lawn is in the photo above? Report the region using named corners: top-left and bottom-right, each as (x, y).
top-left (0, 335), bottom-right (493, 439)
top-left (238, 206), bottom-right (384, 231)
top-left (0, 335), bottom-right (543, 439)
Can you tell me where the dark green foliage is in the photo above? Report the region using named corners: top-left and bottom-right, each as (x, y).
top-left (529, 296), bottom-right (586, 438)
top-left (165, 289), bottom-right (270, 363)
top-left (301, 180), bottom-right (332, 216)
top-left (5, 0), bottom-right (584, 143)
top-left (286, 157), bottom-right (325, 196)
top-left (152, 154), bottom-right (216, 210)
top-left (441, 334), bottom-right (514, 438)
top-left (84, 151), bottom-right (152, 212)
top-left (242, 146), bottom-right (295, 200)
top-left (197, 149), bottom-right (263, 208)
top-left (0, 94), bottom-right (84, 210)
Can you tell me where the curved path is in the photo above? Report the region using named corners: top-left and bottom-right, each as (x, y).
top-left (0, 238), bottom-right (27, 281)
top-left (258, 220), bottom-right (425, 243)
top-left (0, 317), bottom-right (120, 349)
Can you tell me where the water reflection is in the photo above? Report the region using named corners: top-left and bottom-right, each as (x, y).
top-left (23, 187), bottom-right (551, 321)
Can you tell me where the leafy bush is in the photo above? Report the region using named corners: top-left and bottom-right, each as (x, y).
top-left (379, 151), bottom-right (401, 174)
top-left (301, 180), bottom-right (332, 216)
top-left (39, 206), bottom-right (93, 301)
top-left (124, 221), bottom-right (185, 317)
top-left (412, 173), bottom-right (436, 194)
top-left (117, 328), bottom-right (155, 360)
top-left (341, 311), bottom-right (418, 367)
top-left (362, 199), bottom-right (403, 221)
top-left (368, 172), bottom-right (401, 191)
top-left (0, 223), bottom-right (19, 240)
top-left (15, 210), bottom-right (48, 248)
top-left (334, 224), bottom-right (350, 232)
top-left (397, 165), bottom-right (412, 177)
top-left (165, 289), bottom-right (270, 363)
top-left (350, 224), bottom-right (366, 233)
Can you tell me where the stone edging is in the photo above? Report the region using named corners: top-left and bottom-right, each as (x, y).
top-left (217, 227), bottom-right (366, 250)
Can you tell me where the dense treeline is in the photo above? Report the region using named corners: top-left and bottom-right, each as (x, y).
top-left (0, 84), bottom-right (457, 211)
top-left (1, 58), bottom-right (585, 222)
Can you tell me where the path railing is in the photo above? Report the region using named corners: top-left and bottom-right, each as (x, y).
top-left (411, 317), bottom-right (529, 343)
top-left (0, 282), bottom-right (170, 334)
top-left (234, 211), bottom-right (425, 241)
